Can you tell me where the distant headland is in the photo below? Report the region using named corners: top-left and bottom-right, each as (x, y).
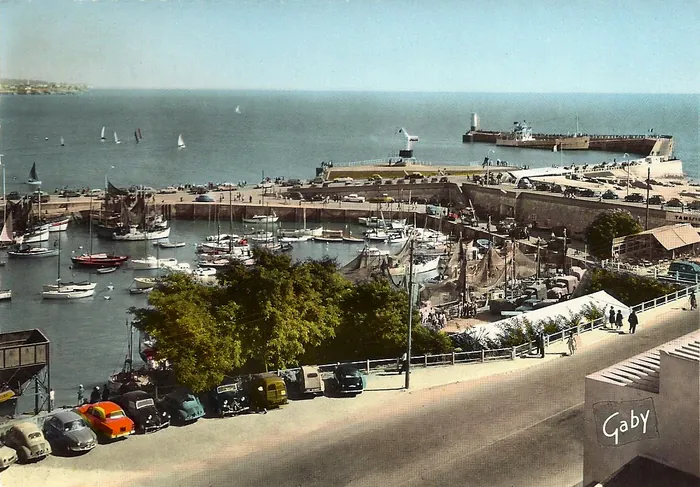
top-left (0, 78), bottom-right (88, 95)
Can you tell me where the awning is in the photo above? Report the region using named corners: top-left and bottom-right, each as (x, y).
top-left (635, 224), bottom-right (700, 251)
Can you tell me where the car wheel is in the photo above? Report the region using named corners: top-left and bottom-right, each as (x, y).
top-left (18, 447), bottom-right (28, 464)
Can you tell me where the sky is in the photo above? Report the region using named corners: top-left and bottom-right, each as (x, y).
top-left (0, 0), bottom-right (698, 93)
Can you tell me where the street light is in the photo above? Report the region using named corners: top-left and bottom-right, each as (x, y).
top-left (486, 149), bottom-right (495, 185)
top-left (0, 154), bottom-right (5, 221)
top-left (624, 153), bottom-right (630, 196)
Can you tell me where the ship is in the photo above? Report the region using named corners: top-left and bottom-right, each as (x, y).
top-left (463, 113), bottom-right (674, 157)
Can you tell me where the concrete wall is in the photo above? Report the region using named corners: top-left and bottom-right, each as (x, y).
top-left (296, 182), bottom-right (466, 207)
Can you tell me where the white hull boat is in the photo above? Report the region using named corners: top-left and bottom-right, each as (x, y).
top-left (42, 287), bottom-right (95, 300)
top-left (154, 241), bottom-right (186, 249)
top-left (23, 225), bottom-right (50, 243)
top-left (193, 267), bottom-right (217, 277)
top-left (97, 266), bottom-right (118, 274)
top-left (133, 277), bottom-right (158, 289)
top-left (43, 281), bottom-right (97, 292)
top-left (131, 256), bottom-right (178, 270)
top-left (413, 256), bottom-right (441, 274)
top-left (8, 246), bottom-right (58, 258)
top-left (278, 226), bottom-right (323, 238)
top-left (279, 236), bottom-right (312, 243)
top-left (0, 290), bottom-right (11, 301)
top-left (169, 263), bottom-right (192, 274)
top-left (113, 226), bottom-right (171, 241)
top-left (243, 212), bottom-right (279, 224)
top-left (357, 247), bottom-right (390, 256)
top-left (177, 134), bottom-right (186, 149)
top-left (48, 218), bottom-right (70, 232)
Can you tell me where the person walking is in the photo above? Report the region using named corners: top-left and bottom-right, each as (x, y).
top-left (567, 331), bottom-right (578, 356)
top-left (608, 308), bottom-right (616, 329)
top-left (628, 310), bottom-right (639, 334)
top-left (89, 386), bottom-right (101, 404)
top-left (101, 383), bottom-right (110, 401)
top-left (77, 384), bottom-right (84, 406)
top-left (615, 310), bottom-right (624, 332)
top-left (537, 331), bottom-right (546, 358)
top-left (690, 293), bottom-right (697, 310)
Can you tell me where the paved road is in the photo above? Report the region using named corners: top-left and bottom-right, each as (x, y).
top-left (165, 308), bottom-right (696, 487)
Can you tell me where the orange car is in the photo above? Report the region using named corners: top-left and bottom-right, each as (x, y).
top-left (76, 401), bottom-right (135, 440)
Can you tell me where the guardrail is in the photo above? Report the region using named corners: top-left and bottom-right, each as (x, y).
top-left (273, 281), bottom-right (700, 379)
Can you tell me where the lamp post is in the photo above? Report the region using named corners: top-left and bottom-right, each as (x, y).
top-left (404, 238), bottom-right (415, 389)
top-left (0, 154), bottom-right (5, 221)
top-left (486, 149), bottom-right (495, 185)
top-left (624, 153), bottom-right (630, 196)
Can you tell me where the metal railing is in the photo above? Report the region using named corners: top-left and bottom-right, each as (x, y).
top-left (272, 282), bottom-right (700, 379)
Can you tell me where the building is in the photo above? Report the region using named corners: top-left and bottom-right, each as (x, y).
top-left (611, 223), bottom-right (700, 261)
top-left (583, 329), bottom-right (700, 486)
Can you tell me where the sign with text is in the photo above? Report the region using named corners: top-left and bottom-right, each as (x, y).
top-left (593, 398), bottom-right (659, 447)
top-left (666, 212), bottom-right (700, 224)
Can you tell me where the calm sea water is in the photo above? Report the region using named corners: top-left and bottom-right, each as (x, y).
top-left (0, 91), bottom-right (698, 407)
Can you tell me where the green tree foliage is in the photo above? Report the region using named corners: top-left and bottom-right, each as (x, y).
top-left (584, 210), bottom-right (643, 259)
top-left (131, 274), bottom-right (244, 393)
top-left (587, 268), bottom-right (680, 305)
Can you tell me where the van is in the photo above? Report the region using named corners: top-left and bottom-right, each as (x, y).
top-left (249, 374), bottom-right (288, 408)
top-left (668, 261), bottom-right (700, 281)
top-left (299, 366), bottom-right (323, 397)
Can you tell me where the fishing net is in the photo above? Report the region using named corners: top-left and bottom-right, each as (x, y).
top-left (340, 250), bottom-right (391, 283)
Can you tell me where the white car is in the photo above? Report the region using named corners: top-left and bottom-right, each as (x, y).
top-left (342, 194), bottom-right (365, 203)
top-left (158, 186), bottom-right (178, 194)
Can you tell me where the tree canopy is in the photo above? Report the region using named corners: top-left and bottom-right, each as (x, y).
top-left (132, 248), bottom-right (452, 392)
top-left (584, 210), bottom-right (643, 259)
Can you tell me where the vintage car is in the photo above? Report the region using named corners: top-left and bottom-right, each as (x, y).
top-left (601, 189), bottom-right (619, 200)
top-left (3, 422), bottom-right (51, 463)
top-left (299, 366), bottom-right (324, 397)
top-left (43, 410), bottom-right (97, 453)
top-left (0, 440), bottom-right (18, 469)
top-left (158, 390), bottom-right (205, 424)
top-left (114, 391), bottom-right (170, 433)
top-left (206, 381), bottom-right (250, 417)
top-left (249, 374), bottom-right (288, 408)
top-left (76, 401), bottom-right (135, 440)
top-left (331, 364), bottom-right (364, 395)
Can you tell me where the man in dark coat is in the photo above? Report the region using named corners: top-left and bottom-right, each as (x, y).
top-left (628, 310), bottom-right (639, 334)
top-left (536, 332), bottom-right (546, 358)
top-left (102, 383), bottom-right (110, 401)
top-left (608, 308), bottom-right (616, 329)
top-left (89, 386), bottom-right (101, 404)
top-left (615, 310), bottom-right (624, 331)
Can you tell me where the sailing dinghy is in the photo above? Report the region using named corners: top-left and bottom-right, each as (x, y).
top-left (177, 134), bottom-right (186, 149)
top-left (114, 131), bottom-right (121, 144)
top-left (26, 163), bottom-right (42, 186)
top-left (101, 126), bottom-right (106, 141)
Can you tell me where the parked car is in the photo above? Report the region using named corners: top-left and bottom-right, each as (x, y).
top-left (550, 184), bottom-right (563, 194)
top-left (369, 194), bottom-right (394, 203)
top-left (76, 401), bottom-right (135, 440)
top-left (342, 194), bottom-right (366, 203)
top-left (194, 194), bottom-right (215, 203)
top-left (601, 190), bottom-right (619, 200)
top-left (157, 186), bottom-right (178, 194)
top-left (206, 381), bottom-right (250, 417)
top-left (579, 189), bottom-right (601, 198)
top-left (59, 189), bottom-right (81, 198)
top-left (298, 366), bottom-right (324, 397)
top-left (668, 260), bottom-right (700, 281)
top-left (666, 198), bottom-right (685, 208)
top-left (114, 391), bottom-right (170, 433)
top-left (249, 374), bottom-right (288, 408)
top-left (43, 410), bottom-right (97, 454)
top-left (0, 440), bottom-right (17, 469)
top-left (517, 178), bottom-right (533, 190)
top-left (439, 176), bottom-right (449, 183)
top-left (6, 191), bottom-right (21, 201)
top-left (31, 191), bottom-right (50, 203)
top-left (157, 390), bottom-right (205, 424)
top-left (624, 193), bottom-right (645, 203)
top-left (331, 364), bottom-right (364, 395)
top-left (3, 422), bottom-right (51, 463)
top-left (535, 183), bottom-right (550, 191)
top-left (687, 200), bottom-right (700, 211)
top-left (647, 195), bottom-right (666, 205)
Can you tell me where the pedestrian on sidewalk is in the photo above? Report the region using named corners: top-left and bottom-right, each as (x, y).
top-left (608, 307), bottom-right (616, 329)
top-left (628, 310), bottom-right (638, 334)
top-left (537, 331), bottom-right (546, 358)
top-left (690, 293), bottom-right (697, 310)
top-left (101, 383), bottom-right (110, 401)
top-left (397, 352), bottom-right (407, 374)
top-left (615, 310), bottom-right (623, 332)
top-left (77, 384), bottom-right (84, 406)
top-left (567, 331), bottom-right (578, 356)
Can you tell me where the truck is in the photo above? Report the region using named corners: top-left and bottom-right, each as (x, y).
top-left (342, 194), bottom-right (366, 203)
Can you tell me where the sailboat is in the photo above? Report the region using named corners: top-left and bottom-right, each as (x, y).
top-left (177, 134), bottom-right (186, 149)
top-left (0, 212), bottom-right (15, 248)
top-left (235, 105), bottom-right (241, 114)
top-left (71, 196), bottom-right (129, 268)
top-left (60, 136), bottom-right (65, 147)
top-left (41, 236), bottom-right (96, 299)
top-left (134, 131), bottom-right (139, 143)
top-left (114, 131), bottom-right (121, 144)
top-left (101, 126), bottom-right (106, 142)
top-left (26, 163), bottom-right (41, 186)
top-left (137, 128), bottom-right (143, 140)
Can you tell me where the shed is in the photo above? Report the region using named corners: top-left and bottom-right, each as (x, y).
top-left (612, 223), bottom-right (700, 261)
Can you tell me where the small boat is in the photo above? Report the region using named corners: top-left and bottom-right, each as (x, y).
top-left (278, 226), bottom-right (324, 239)
top-left (0, 290), bottom-right (11, 301)
top-left (60, 136), bottom-right (65, 147)
top-left (113, 226), bottom-right (171, 241)
top-left (177, 134), bottom-right (186, 149)
top-left (357, 247), bottom-right (389, 256)
top-left (130, 287), bottom-right (153, 295)
top-left (43, 281), bottom-right (97, 292)
top-left (193, 267), bottom-right (217, 278)
top-left (133, 277), bottom-right (158, 289)
top-left (131, 256), bottom-right (178, 270)
top-left (48, 217), bottom-right (70, 233)
top-left (96, 266), bottom-right (118, 274)
top-left (169, 263), bottom-right (192, 274)
top-left (71, 253), bottom-right (129, 268)
top-left (26, 162), bottom-right (42, 186)
top-left (114, 131), bottom-right (121, 144)
top-left (22, 225), bottom-right (50, 243)
top-left (314, 229), bottom-right (344, 243)
top-left (242, 211), bottom-right (279, 224)
top-left (235, 105), bottom-right (241, 114)
top-left (41, 287), bottom-right (96, 300)
top-left (8, 246), bottom-right (59, 258)
top-left (279, 235), bottom-right (312, 243)
top-left (154, 241), bottom-right (186, 249)
top-left (101, 126), bottom-right (106, 142)
top-left (246, 230), bottom-right (275, 243)
top-left (134, 130), bottom-right (139, 143)
top-left (342, 234), bottom-right (365, 243)
top-left (412, 256), bottom-right (441, 274)
top-left (138, 128), bottom-right (143, 140)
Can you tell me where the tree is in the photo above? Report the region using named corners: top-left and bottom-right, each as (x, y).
top-left (584, 210), bottom-right (643, 259)
top-left (131, 274), bottom-right (244, 393)
top-left (587, 268), bottom-right (680, 305)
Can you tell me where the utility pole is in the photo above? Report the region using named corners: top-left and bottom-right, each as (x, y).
top-left (562, 228), bottom-right (568, 271)
top-left (536, 240), bottom-right (541, 279)
top-left (645, 167), bottom-right (651, 230)
top-left (504, 240), bottom-right (509, 298)
top-left (404, 239), bottom-right (415, 390)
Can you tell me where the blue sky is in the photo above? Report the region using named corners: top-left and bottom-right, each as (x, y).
top-left (1, 0), bottom-right (698, 93)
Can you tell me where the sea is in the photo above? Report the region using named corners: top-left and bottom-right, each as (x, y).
top-left (0, 90), bottom-right (698, 408)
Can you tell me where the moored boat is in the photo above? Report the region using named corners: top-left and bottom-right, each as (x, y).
top-left (154, 241), bottom-right (186, 249)
top-left (133, 277), bottom-right (158, 289)
top-left (22, 225), bottom-right (50, 243)
top-left (43, 281), bottom-right (97, 292)
top-left (242, 211), bottom-right (279, 224)
top-left (26, 162), bottom-right (42, 186)
top-left (48, 217), bottom-right (70, 232)
top-left (41, 287), bottom-right (96, 300)
top-left (71, 253), bottom-right (129, 268)
top-left (131, 256), bottom-right (178, 270)
top-left (96, 266), bottom-right (118, 274)
top-left (8, 246), bottom-right (58, 258)
top-left (314, 229), bottom-right (344, 242)
top-left (0, 290), bottom-right (11, 301)
top-left (113, 225), bottom-right (171, 241)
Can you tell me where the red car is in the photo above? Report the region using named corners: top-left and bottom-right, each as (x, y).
top-left (76, 401), bottom-right (135, 440)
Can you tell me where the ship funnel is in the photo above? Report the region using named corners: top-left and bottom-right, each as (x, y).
top-left (470, 113), bottom-right (479, 131)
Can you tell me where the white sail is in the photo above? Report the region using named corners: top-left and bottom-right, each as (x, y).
top-left (60, 136), bottom-right (65, 146)
top-left (177, 134), bottom-right (186, 149)
top-left (101, 126), bottom-right (106, 141)
top-left (114, 131), bottom-right (121, 144)
top-left (235, 105), bottom-right (241, 114)
top-left (0, 213), bottom-right (13, 243)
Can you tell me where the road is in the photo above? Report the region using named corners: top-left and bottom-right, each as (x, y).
top-left (3, 304), bottom-right (695, 487)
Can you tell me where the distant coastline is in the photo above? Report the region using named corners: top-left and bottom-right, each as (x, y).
top-left (0, 78), bottom-right (87, 95)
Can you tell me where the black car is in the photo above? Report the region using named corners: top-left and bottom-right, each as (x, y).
top-left (331, 364), bottom-right (364, 395)
top-left (666, 197), bottom-right (685, 208)
top-left (5, 191), bottom-right (21, 201)
top-left (115, 391), bottom-right (170, 433)
top-left (624, 193), bottom-right (645, 203)
top-left (578, 189), bottom-right (600, 198)
top-left (601, 190), bottom-right (619, 200)
top-left (647, 195), bottom-right (666, 205)
top-left (206, 381), bottom-right (250, 417)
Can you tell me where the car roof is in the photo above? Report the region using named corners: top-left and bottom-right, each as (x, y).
top-left (91, 401), bottom-right (123, 413)
top-left (13, 422), bottom-right (40, 433)
top-left (120, 390), bottom-right (150, 400)
top-left (52, 410), bottom-right (81, 423)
